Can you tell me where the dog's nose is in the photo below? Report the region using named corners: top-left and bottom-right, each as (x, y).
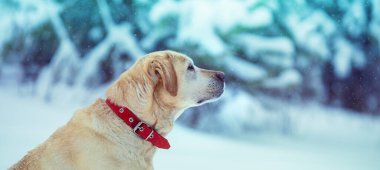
top-left (215, 72), bottom-right (225, 82)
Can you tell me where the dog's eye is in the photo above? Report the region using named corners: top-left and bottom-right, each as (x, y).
top-left (187, 64), bottom-right (194, 71)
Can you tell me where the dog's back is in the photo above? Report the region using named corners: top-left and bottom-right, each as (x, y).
top-left (11, 99), bottom-right (154, 170)
top-left (10, 127), bottom-right (75, 170)
top-left (11, 100), bottom-right (129, 170)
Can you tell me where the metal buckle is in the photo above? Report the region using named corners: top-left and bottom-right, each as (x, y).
top-left (133, 122), bottom-right (144, 133)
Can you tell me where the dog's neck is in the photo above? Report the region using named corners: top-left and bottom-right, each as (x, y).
top-left (86, 100), bottom-right (157, 168)
top-left (99, 76), bottom-right (182, 167)
top-left (106, 76), bottom-right (179, 134)
top-left (105, 68), bottom-right (184, 135)
top-left (84, 98), bottom-right (181, 169)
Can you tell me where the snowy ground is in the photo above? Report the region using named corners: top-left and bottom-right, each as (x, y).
top-left (1, 85), bottom-right (380, 170)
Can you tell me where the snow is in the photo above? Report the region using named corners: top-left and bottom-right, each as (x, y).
top-left (262, 69), bottom-right (302, 89)
top-left (232, 34), bottom-right (294, 58)
top-left (31, 0), bottom-right (145, 97)
top-left (150, 0), bottom-right (273, 56)
top-left (370, 0), bottom-right (380, 48)
top-left (0, 0), bottom-right (57, 56)
top-left (333, 37), bottom-right (365, 78)
top-left (343, 0), bottom-right (367, 37)
top-left (1, 85), bottom-right (380, 170)
top-left (224, 56), bottom-right (267, 82)
top-left (0, 14), bottom-right (13, 55)
top-left (286, 10), bottom-right (335, 60)
top-left (13, 0), bottom-right (53, 30)
top-left (218, 90), bottom-right (268, 133)
top-left (2, 0), bottom-right (377, 108)
top-left (211, 87), bottom-right (380, 140)
top-left (73, 0), bottom-right (144, 89)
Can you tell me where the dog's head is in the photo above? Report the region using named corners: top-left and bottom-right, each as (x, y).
top-left (106, 50), bottom-right (224, 127)
top-left (144, 50), bottom-right (225, 109)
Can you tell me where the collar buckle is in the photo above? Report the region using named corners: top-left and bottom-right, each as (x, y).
top-left (133, 121), bottom-right (154, 141)
top-left (133, 121), bottom-right (145, 133)
top-left (105, 98), bottom-right (170, 149)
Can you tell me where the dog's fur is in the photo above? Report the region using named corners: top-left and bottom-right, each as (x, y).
top-left (11, 50), bottom-right (225, 170)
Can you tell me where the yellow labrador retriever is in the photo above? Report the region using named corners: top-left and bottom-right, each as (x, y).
top-left (11, 50), bottom-right (225, 170)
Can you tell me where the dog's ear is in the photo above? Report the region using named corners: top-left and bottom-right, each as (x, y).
top-left (148, 57), bottom-right (178, 96)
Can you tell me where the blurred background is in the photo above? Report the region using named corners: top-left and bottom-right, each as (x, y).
top-left (0, 0), bottom-right (380, 169)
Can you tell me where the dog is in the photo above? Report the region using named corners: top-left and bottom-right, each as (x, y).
top-left (11, 50), bottom-right (225, 170)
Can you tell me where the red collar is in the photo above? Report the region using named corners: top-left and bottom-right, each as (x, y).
top-left (105, 99), bottom-right (170, 149)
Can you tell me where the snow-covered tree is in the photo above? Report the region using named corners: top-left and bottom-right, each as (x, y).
top-left (0, 0), bottom-right (379, 134)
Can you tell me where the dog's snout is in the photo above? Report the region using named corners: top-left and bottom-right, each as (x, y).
top-left (215, 72), bottom-right (225, 82)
